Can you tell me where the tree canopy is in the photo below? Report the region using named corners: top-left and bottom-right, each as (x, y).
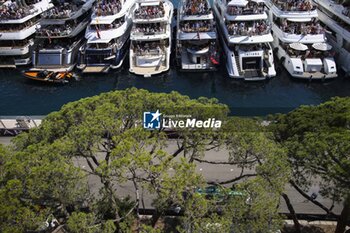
top-left (1, 88), bottom-right (292, 232)
top-left (271, 97), bottom-right (350, 233)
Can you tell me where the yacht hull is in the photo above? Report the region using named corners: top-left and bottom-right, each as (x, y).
top-left (272, 36), bottom-right (337, 80)
top-left (78, 40), bottom-right (130, 73)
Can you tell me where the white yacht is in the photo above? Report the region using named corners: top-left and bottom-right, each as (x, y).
top-left (213, 0), bottom-right (276, 81)
top-left (78, 0), bottom-right (135, 73)
top-left (129, 0), bottom-right (173, 77)
top-left (266, 0), bottom-right (337, 79)
top-left (176, 0), bottom-right (219, 71)
top-left (314, 0), bottom-right (350, 77)
top-left (0, 0), bottom-right (52, 68)
top-left (32, 0), bottom-right (94, 71)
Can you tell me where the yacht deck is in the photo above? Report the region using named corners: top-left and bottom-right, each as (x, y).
top-left (82, 66), bottom-right (110, 73)
top-left (131, 64), bottom-right (168, 77)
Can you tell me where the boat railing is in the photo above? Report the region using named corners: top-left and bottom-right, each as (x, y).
top-left (180, 21), bottom-right (213, 33)
top-left (134, 5), bottom-right (165, 20)
top-left (271, 0), bottom-right (316, 12)
top-left (136, 49), bottom-right (165, 56)
top-left (238, 43), bottom-right (269, 52)
top-left (133, 45), bottom-right (165, 56)
top-left (132, 25), bottom-right (167, 36)
top-left (0, 18), bottom-right (39, 32)
top-left (226, 21), bottom-right (271, 36)
top-left (94, 0), bottom-right (122, 16)
top-left (226, 4), bottom-right (265, 16)
top-left (43, 3), bottom-right (79, 19)
top-left (90, 21), bottom-right (124, 31)
top-left (277, 20), bottom-right (324, 35)
top-left (37, 24), bottom-right (74, 37)
top-left (0, 0), bottom-right (39, 20)
top-left (0, 39), bottom-right (32, 49)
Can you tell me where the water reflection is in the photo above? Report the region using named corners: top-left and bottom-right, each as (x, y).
top-left (0, 64), bottom-right (349, 116)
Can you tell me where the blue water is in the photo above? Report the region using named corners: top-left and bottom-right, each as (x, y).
top-left (1, 0), bottom-right (349, 116)
top-left (0, 63), bottom-right (349, 116)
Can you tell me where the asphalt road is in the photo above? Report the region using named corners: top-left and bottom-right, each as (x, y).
top-left (0, 137), bottom-right (343, 215)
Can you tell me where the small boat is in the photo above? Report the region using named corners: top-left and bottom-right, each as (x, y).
top-left (23, 70), bottom-right (75, 84)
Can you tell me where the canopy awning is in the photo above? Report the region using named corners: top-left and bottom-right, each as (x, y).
top-left (287, 17), bottom-right (312, 22)
top-left (140, 1), bottom-right (159, 6)
top-left (251, 0), bottom-right (265, 3)
top-left (40, 19), bottom-right (66, 25)
top-left (289, 42), bottom-right (308, 51)
top-left (312, 42), bottom-right (332, 51)
top-left (228, 0), bottom-right (248, 7)
top-left (87, 38), bottom-right (111, 44)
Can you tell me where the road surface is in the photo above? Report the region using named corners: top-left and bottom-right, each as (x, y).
top-left (0, 137), bottom-right (343, 215)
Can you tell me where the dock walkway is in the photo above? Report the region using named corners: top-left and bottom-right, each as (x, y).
top-left (0, 116), bottom-right (43, 136)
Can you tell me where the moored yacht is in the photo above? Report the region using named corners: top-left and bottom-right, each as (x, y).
top-left (32, 0), bottom-right (94, 72)
top-left (213, 0), bottom-right (276, 80)
top-left (129, 0), bottom-right (173, 77)
top-left (266, 0), bottom-right (337, 79)
top-left (176, 0), bottom-right (219, 71)
top-left (314, 0), bottom-right (350, 77)
top-left (78, 0), bottom-right (135, 73)
top-left (0, 0), bottom-right (52, 68)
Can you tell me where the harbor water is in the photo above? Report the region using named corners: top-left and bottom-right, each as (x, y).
top-left (0, 0), bottom-right (349, 116)
top-left (1, 62), bottom-right (350, 116)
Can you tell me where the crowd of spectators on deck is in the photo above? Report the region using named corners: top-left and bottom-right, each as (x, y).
top-left (0, 0), bottom-right (39, 20)
top-left (226, 20), bottom-right (270, 36)
top-left (44, 3), bottom-right (77, 19)
top-left (133, 41), bottom-right (164, 56)
top-left (0, 17), bottom-right (38, 31)
top-left (180, 20), bottom-right (212, 32)
top-left (134, 2), bottom-right (164, 19)
top-left (94, 0), bottom-right (122, 16)
top-left (91, 18), bottom-right (125, 30)
top-left (133, 23), bottom-right (165, 35)
top-left (36, 24), bottom-right (73, 37)
top-left (280, 19), bottom-right (323, 35)
top-left (184, 0), bottom-right (209, 15)
top-left (0, 38), bottom-right (31, 47)
top-left (272, 0), bottom-right (315, 11)
top-left (287, 47), bottom-right (334, 59)
top-left (227, 2), bottom-right (264, 15)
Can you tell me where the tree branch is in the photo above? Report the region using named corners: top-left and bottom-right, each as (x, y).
top-left (289, 180), bottom-right (338, 217)
top-left (171, 145), bottom-right (184, 158)
top-left (208, 174), bottom-right (257, 185)
top-left (282, 193), bottom-right (302, 233)
top-left (193, 158), bottom-right (257, 165)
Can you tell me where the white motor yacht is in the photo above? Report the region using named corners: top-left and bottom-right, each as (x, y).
top-left (129, 0), bottom-right (173, 77)
top-left (32, 0), bottom-right (95, 72)
top-left (78, 0), bottom-right (135, 73)
top-left (314, 0), bottom-right (350, 77)
top-left (176, 0), bottom-right (219, 71)
top-left (213, 0), bottom-right (276, 80)
top-left (266, 0), bottom-right (338, 79)
top-left (0, 0), bottom-right (53, 68)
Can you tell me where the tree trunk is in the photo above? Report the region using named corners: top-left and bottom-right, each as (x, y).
top-left (131, 176), bottom-right (141, 232)
top-left (282, 193), bottom-right (302, 233)
top-left (151, 211), bottom-right (161, 228)
top-left (335, 196), bottom-right (350, 233)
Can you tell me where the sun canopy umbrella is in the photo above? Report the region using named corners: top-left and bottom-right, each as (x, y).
top-left (289, 42), bottom-right (308, 51)
top-left (228, 0), bottom-right (249, 7)
top-left (312, 42), bottom-right (332, 51)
